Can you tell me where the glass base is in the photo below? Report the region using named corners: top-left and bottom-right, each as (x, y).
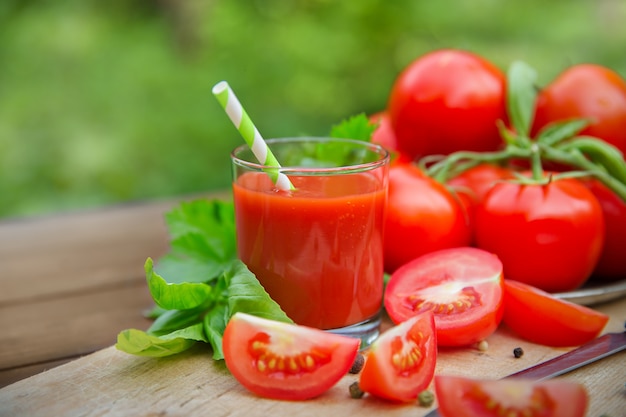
top-left (325, 312), bottom-right (381, 350)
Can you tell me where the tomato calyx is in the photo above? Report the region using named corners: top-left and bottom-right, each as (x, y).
top-left (424, 61), bottom-right (626, 203)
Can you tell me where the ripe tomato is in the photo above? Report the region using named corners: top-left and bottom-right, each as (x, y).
top-left (532, 64), bottom-right (626, 156)
top-left (388, 49), bottom-right (507, 160)
top-left (384, 247), bottom-right (504, 347)
top-left (447, 164), bottom-right (515, 205)
top-left (369, 112), bottom-right (412, 165)
top-left (434, 375), bottom-right (588, 417)
top-left (383, 163), bottom-right (471, 273)
top-left (359, 311), bottom-right (437, 402)
top-left (447, 164), bottom-right (515, 243)
top-left (474, 174), bottom-right (605, 292)
top-left (222, 312), bottom-right (359, 400)
top-left (503, 280), bottom-right (609, 347)
top-left (584, 179), bottom-right (626, 281)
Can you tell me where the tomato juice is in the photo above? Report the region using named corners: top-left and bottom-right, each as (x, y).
top-left (233, 171), bottom-right (386, 330)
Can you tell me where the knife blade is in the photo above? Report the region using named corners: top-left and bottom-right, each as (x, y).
top-left (423, 331), bottom-right (626, 417)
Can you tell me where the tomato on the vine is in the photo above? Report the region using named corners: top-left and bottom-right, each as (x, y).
top-left (532, 63), bottom-right (626, 156)
top-left (388, 49), bottom-right (507, 160)
top-left (384, 247), bottom-right (504, 347)
top-left (474, 174), bottom-right (605, 292)
top-left (223, 313), bottom-right (359, 400)
top-left (434, 375), bottom-right (589, 417)
top-left (584, 178), bottom-right (626, 281)
top-left (383, 163), bottom-right (471, 273)
top-left (503, 280), bottom-right (609, 347)
top-left (359, 311), bottom-right (437, 402)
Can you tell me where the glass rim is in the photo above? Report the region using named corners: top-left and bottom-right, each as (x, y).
top-left (230, 137), bottom-right (390, 175)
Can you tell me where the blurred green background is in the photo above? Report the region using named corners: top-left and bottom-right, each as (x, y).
top-left (1, 0), bottom-right (625, 219)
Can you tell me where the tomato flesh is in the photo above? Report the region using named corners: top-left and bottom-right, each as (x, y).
top-left (384, 247), bottom-right (504, 347)
top-left (223, 313), bottom-right (360, 400)
top-left (359, 311), bottom-right (436, 402)
top-left (503, 280), bottom-right (609, 347)
top-left (435, 375), bottom-right (588, 417)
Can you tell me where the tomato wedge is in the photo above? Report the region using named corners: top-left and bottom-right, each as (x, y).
top-left (222, 312), bottom-right (360, 400)
top-left (503, 280), bottom-right (609, 347)
top-left (384, 247), bottom-right (504, 347)
top-left (359, 311), bottom-right (436, 402)
top-left (434, 375), bottom-right (588, 417)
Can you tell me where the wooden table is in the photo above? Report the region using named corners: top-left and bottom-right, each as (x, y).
top-left (0, 195), bottom-right (624, 416)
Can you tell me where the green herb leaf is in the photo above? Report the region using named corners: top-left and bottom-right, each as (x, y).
top-left (330, 113), bottom-right (376, 142)
top-left (155, 200), bottom-right (236, 284)
top-left (507, 61), bottom-right (538, 139)
top-left (535, 118), bottom-right (590, 147)
top-left (145, 258), bottom-right (213, 310)
top-left (116, 328), bottom-right (196, 357)
top-left (116, 199), bottom-right (294, 360)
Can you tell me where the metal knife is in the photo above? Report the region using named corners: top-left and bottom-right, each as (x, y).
top-left (423, 331), bottom-right (626, 417)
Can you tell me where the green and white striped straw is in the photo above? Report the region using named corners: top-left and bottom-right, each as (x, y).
top-left (212, 81), bottom-right (294, 191)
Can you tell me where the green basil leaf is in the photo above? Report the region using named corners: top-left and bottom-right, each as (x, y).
top-left (115, 328), bottom-right (196, 357)
top-left (507, 61), bottom-right (538, 138)
top-left (330, 113), bottom-right (376, 142)
top-left (155, 200), bottom-right (237, 284)
top-left (148, 308), bottom-right (205, 336)
top-left (145, 258), bottom-right (213, 310)
top-left (203, 304), bottom-right (229, 360)
top-left (226, 260), bottom-right (292, 323)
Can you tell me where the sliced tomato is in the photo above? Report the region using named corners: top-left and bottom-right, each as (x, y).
top-left (434, 375), bottom-right (588, 417)
top-left (222, 312), bottom-right (360, 400)
top-left (503, 280), bottom-right (609, 347)
top-left (384, 247), bottom-right (504, 347)
top-left (359, 311), bottom-right (436, 402)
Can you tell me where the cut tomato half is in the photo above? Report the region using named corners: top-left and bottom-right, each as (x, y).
top-left (358, 311), bottom-right (437, 402)
top-left (384, 247), bottom-right (504, 346)
top-left (503, 280), bottom-right (609, 347)
top-left (434, 375), bottom-right (588, 417)
top-left (222, 312), bottom-right (360, 400)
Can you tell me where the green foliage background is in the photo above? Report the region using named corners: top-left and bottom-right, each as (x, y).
top-left (1, 0), bottom-right (625, 218)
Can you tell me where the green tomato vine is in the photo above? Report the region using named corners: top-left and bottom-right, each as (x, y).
top-left (425, 61), bottom-right (626, 202)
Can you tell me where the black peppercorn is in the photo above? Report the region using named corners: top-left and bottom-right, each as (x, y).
top-left (349, 353), bottom-right (365, 374)
top-left (513, 347), bottom-right (524, 358)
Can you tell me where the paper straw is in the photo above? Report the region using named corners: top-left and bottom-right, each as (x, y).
top-left (212, 81), bottom-right (294, 191)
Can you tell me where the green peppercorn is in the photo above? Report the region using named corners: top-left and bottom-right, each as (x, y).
top-left (349, 381), bottom-right (365, 399)
top-left (417, 390), bottom-right (435, 407)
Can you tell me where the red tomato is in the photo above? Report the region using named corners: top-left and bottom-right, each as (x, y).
top-left (388, 49), bottom-right (507, 160)
top-left (447, 164), bottom-right (515, 205)
top-left (447, 164), bottom-right (516, 243)
top-left (434, 375), bottom-right (589, 417)
top-left (584, 179), bottom-right (626, 281)
top-left (383, 163), bottom-right (471, 273)
top-left (474, 174), bottom-right (605, 292)
top-left (503, 280), bottom-right (609, 347)
top-left (385, 247), bottom-right (504, 347)
top-left (532, 64), bottom-right (626, 156)
top-left (369, 112), bottom-right (412, 165)
top-left (222, 312), bottom-right (359, 400)
top-left (359, 311), bottom-right (437, 402)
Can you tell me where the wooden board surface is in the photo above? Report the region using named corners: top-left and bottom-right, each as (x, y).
top-left (0, 298), bottom-right (624, 417)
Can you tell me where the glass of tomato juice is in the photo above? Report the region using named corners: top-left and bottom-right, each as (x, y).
top-left (231, 137), bottom-right (389, 346)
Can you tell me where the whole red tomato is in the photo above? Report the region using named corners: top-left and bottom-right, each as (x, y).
top-left (584, 179), bottom-right (626, 281)
top-left (447, 164), bottom-right (516, 244)
top-left (383, 163), bottom-right (471, 273)
top-left (532, 64), bottom-right (626, 156)
top-left (387, 49), bottom-right (507, 160)
top-left (474, 175), bottom-right (605, 293)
